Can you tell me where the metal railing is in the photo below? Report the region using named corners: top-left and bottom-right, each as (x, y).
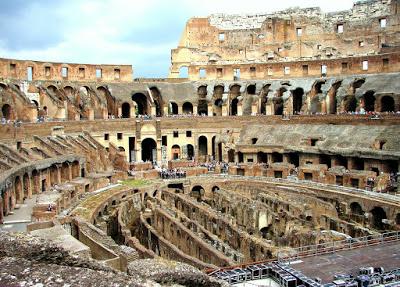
top-left (277, 230), bottom-right (400, 262)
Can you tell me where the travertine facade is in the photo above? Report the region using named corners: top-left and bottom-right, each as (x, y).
top-left (169, 0), bottom-right (400, 80)
top-left (0, 0), bottom-right (400, 285)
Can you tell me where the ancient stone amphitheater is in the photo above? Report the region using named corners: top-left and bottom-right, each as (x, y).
top-left (0, 0), bottom-right (399, 286)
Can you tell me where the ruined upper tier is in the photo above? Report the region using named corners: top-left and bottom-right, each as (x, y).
top-left (169, 0), bottom-right (400, 80)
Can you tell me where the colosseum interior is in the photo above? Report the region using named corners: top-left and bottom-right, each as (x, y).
top-left (0, 0), bottom-right (399, 286)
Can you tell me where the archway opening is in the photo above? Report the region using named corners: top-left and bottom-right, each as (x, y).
top-left (350, 202), bottom-right (364, 216)
top-left (274, 98), bottom-right (284, 115)
top-left (231, 98), bottom-right (238, 116)
top-left (257, 152), bottom-right (268, 164)
top-left (169, 102), bottom-right (178, 115)
top-left (260, 225), bottom-right (272, 239)
top-left (343, 95), bottom-right (357, 112)
top-left (380, 96), bottom-right (395, 112)
top-left (182, 102), bottom-right (193, 114)
top-left (198, 136), bottom-right (208, 162)
top-left (1, 104), bottom-right (12, 120)
top-left (179, 66), bottom-right (188, 78)
top-left (292, 88), bottom-right (304, 114)
top-left (396, 213), bottom-right (400, 225)
top-left (187, 144), bottom-right (194, 160)
top-left (271, 152), bottom-right (283, 163)
top-left (191, 185), bottom-right (204, 201)
top-left (150, 87), bottom-right (163, 117)
top-left (363, 91), bottom-right (375, 112)
top-left (141, 138), bottom-right (157, 162)
top-left (132, 93), bottom-right (148, 115)
top-left (370, 206), bottom-right (387, 230)
top-left (247, 84), bottom-right (256, 95)
top-left (171, 144), bottom-right (180, 160)
top-left (121, 102), bottom-right (130, 118)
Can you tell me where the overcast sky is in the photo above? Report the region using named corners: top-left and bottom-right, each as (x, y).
top-left (0, 0), bottom-right (355, 78)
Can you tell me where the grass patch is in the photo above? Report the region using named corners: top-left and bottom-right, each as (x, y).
top-left (120, 178), bottom-right (151, 187)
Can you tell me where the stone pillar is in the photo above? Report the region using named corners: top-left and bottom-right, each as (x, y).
top-left (207, 137), bottom-right (213, 162)
top-left (117, 107), bottom-right (122, 118)
top-left (136, 140), bottom-right (142, 162)
top-left (0, 196), bottom-right (3, 224)
top-left (193, 105), bottom-right (198, 115)
top-left (207, 104), bottom-right (213, 117)
top-left (157, 139), bottom-right (162, 164)
top-left (267, 154), bottom-right (273, 165)
top-left (251, 102), bottom-right (258, 115)
top-left (222, 104), bottom-right (228, 116)
top-left (88, 109), bottom-right (94, 120)
top-left (178, 105), bottom-right (183, 115)
top-left (283, 154), bottom-right (289, 163)
top-left (151, 106), bottom-right (157, 116)
top-left (131, 105), bottom-right (136, 118)
top-left (237, 103), bottom-right (243, 116)
top-left (163, 106), bottom-right (168, 116)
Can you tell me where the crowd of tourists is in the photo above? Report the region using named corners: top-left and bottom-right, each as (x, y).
top-left (157, 168), bottom-right (187, 179)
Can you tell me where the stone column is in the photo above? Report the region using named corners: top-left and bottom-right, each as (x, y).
top-left (207, 104), bottom-right (213, 117)
top-left (193, 105), bottom-right (198, 115)
top-left (178, 105), bottom-right (183, 115)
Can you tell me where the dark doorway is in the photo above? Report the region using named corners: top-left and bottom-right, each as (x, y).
top-left (292, 88), bottom-right (304, 114)
top-left (132, 93), bottom-right (148, 115)
top-left (363, 91), bottom-right (375, 112)
top-left (121, 102), bottom-right (130, 118)
top-left (141, 138), bottom-right (157, 162)
top-left (187, 144), bottom-right (194, 160)
top-left (1, 104), bottom-right (12, 120)
top-left (231, 98), bottom-right (238, 116)
top-left (129, 137), bottom-right (135, 162)
top-left (370, 206), bottom-right (387, 230)
top-left (381, 96), bottom-right (395, 112)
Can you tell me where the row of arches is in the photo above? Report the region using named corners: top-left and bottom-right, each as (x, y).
top-left (349, 202), bottom-right (399, 230)
top-left (1, 160), bottom-right (83, 222)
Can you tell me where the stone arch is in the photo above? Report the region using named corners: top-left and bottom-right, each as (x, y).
top-left (97, 86), bottom-right (117, 117)
top-left (197, 85), bottom-right (208, 115)
top-left (343, 95), bottom-right (357, 112)
top-left (363, 91), bottom-right (376, 112)
top-left (350, 202), bottom-right (364, 216)
top-left (230, 84), bottom-right (241, 116)
top-left (246, 84), bottom-right (256, 95)
top-left (198, 136), bottom-right (208, 162)
top-left (212, 186), bottom-right (220, 192)
top-left (47, 85), bottom-right (58, 93)
top-left (191, 185), bottom-right (205, 201)
top-left (141, 138), bottom-right (157, 162)
top-left (274, 87), bottom-right (286, 115)
top-left (370, 206), bottom-right (387, 230)
top-left (260, 224), bottom-right (272, 239)
top-left (271, 152), bottom-right (283, 163)
top-left (63, 86), bottom-right (74, 97)
top-left (260, 84), bottom-right (271, 115)
top-left (213, 85), bottom-right (224, 116)
top-left (380, 96), bottom-right (395, 112)
top-left (121, 102), bottom-right (131, 118)
top-left (169, 102), bottom-right (178, 115)
top-left (132, 93), bottom-right (149, 115)
top-left (231, 98), bottom-right (239, 116)
top-left (187, 144), bottom-right (194, 160)
top-left (15, 176), bottom-right (22, 203)
top-left (118, 146), bottom-right (125, 152)
top-left (1, 104), bottom-right (13, 120)
top-left (171, 144), bottom-right (180, 160)
top-left (182, 102), bottom-right (193, 114)
top-left (150, 87), bottom-right (163, 117)
top-left (292, 88), bottom-right (304, 114)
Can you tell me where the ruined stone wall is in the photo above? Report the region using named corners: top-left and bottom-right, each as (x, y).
top-left (0, 58), bottom-right (133, 82)
top-left (169, 0), bottom-right (400, 80)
